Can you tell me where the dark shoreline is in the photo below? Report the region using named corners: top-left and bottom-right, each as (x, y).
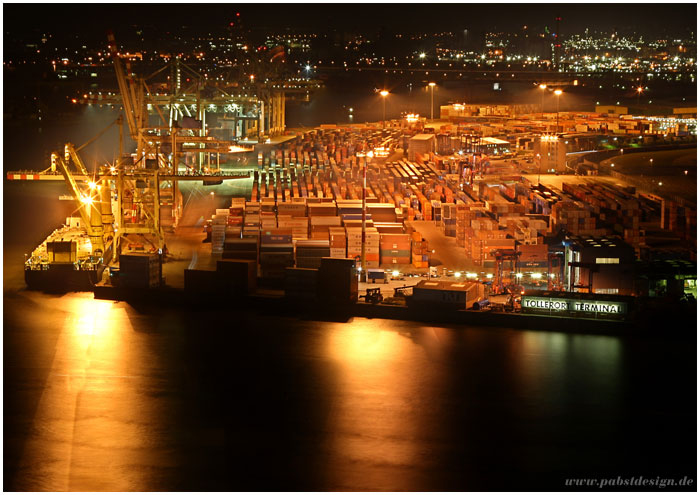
top-left (88, 283), bottom-right (696, 338)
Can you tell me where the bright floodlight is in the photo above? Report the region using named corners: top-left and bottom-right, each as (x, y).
top-left (554, 89), bottom-right (563, 95)
top-left (305, 65), bottom-right (311, 70)
top-left (81, 195), bottom-right (93, 205)
top-left (419, 52), bottom-right (426, 59)
top-left (454, 271), bottom-right (461, 278)
top-left (380, 90), bottom-right (389, 97)
top-left (392, 270), bottom-right (400, 277)
top-left (428, 82), bottom-right (436, 87)
top-left (88, 181), bottom-right (97, 190)
top-left (539, 84), bottom-right (547, 89)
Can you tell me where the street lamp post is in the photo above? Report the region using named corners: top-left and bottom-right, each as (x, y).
top-left (539, 83), bottom-right (547, 121)
top-left (359, 150), bottom-right (374, 281)
top-left (380, 90), bottom-right (389, 127)
top-left (554, 89), bottom-right (562, 133)
top-left (428, 82), bottom-right (436, 120)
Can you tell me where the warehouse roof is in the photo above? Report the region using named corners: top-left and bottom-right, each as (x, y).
top-left (414, 280), bottom-right (472, 292)
top-left (480, 137), bottom-right (510, 145)
top-left (410, 134), bottom-right (436, 141)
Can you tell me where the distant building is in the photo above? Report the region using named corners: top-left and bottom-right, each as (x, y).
top-left (635, 259), bottom-right (696, 298)
top-left (478, 136), bottom-right (511, 155)
top-left (564, 235), bottom-right (637, 295)
top-left (408, 134), bottom-right (435, 161)
top-left (672, 107), bottom-right (697, 118)
top-left (595, 105), bottom-right (628, 115)
top-left (534, 135), bottom-right (566, 174)
top-left (439, 103), bottom-right (538, 120)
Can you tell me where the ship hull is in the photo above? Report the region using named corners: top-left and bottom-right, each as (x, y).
top-left (25, 263), bottom-right (106, 292)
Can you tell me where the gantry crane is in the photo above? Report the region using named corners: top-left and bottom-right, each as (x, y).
top-left (492, 248), bottom-right (521, 294)
top-left (51, 149), bottom-right (114, 261)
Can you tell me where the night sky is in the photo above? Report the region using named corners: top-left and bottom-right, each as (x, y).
top-left (4, 2), bottom-right (697, 39)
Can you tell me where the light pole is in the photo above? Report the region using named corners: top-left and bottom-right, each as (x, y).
top-left (380, 90), bottom-right (389, 127)
top-left (637, 86), bottom-right (643, 108)
top-left (539, 84), bottom-right (547, 121)
top-left (428, 82), bottom-right (436, 120)
top-left (554, 89), bottom-right (562, 133)
top-left (359, 150), bottom-right (373, 281)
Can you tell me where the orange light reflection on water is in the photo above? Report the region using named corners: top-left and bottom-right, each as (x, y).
top-left (322, 319), bottom-right (451, 490)
top-left (13, 293), bottom-right (164, 491)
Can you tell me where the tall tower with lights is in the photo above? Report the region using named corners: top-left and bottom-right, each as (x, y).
top-left (554, 16), bottom-right (562, 70)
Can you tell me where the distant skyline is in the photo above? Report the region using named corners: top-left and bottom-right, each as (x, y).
top-left (4, 3), bottom-right (697, 39)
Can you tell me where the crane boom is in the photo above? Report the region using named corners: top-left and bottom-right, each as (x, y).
top-left (107, 31), bottom-right (139, 139)
top-left (65, 143), bottom-right (90, 177)
top-left (53, 153), bottom-right (94, 237)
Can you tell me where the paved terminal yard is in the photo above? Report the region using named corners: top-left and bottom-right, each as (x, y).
top-left (409, 220), bottom-right (473, 272)
top-left (160, 180), bottom-right (482, 297)
top-left (145, 123), bottom-right (694, 305)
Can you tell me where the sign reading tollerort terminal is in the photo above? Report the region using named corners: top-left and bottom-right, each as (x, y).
top-left (522, 297), bottom-right (625, 315)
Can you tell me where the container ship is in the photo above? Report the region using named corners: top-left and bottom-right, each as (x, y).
top-left (24, 217), bottom-right (113, 291)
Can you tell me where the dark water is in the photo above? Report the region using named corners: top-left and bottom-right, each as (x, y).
top-left (3, 282), bottom-right (697, 491)
top-left (3, 110), bottom-right (697, 491)
top-left (286, 78), bottom-right (574, 128)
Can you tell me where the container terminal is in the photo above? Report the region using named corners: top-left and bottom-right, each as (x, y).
top-left (10, 33), bottom-right (697, 333)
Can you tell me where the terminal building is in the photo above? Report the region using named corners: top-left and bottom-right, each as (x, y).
top-left (563, 235), bottom-right (637, 295)
top-left (408, 134), bottom-right (436, 161)
top-left (534, 135), bottom-right (567, 174)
